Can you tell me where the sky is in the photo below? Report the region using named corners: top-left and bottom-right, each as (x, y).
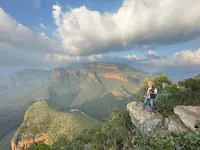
top-left (0, 0), bottom-right (200, 80)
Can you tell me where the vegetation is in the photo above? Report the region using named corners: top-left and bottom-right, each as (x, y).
top-left (6, 69), bottom-right (200, 150)
top-left (32, 111), bottom-right (200, 150)
top-left (136, 73), bottom-right (200, 116)
top-left (14, 101), bottom-right (98, 146)
top-left (156, 74), bottom-right (200, 116)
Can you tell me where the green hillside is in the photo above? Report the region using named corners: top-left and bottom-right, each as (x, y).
top-left (12, 101), bottom-right (98, 148)
top-left (0, 62), bottom-right (148, 149)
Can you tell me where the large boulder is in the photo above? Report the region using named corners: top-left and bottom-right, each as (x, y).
top-left (164, 115), bottom-right (188, 133)
top-left (127, 101), bottom-right (163, 137)
top-left (174, 106), bottom-right (200, 131)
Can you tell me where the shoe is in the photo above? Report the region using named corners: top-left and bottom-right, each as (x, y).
top-left (151, 112), bottom-right (155, 116)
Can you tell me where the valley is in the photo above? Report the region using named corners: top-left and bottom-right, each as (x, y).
top-left (0, 62), bottom-right (148, 149)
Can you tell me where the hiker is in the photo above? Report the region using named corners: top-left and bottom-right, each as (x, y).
top-left (143, 81), bottom-right (157, 115)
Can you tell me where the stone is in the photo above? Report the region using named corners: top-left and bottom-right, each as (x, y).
top-left (174, 106), bottom-right (200, 131)
top-left (163, 117), bottom-right (170, 129)
top-left (165, 115), bottom-right (188, 133)
top-left (127, 101), bottom-right (163, 137)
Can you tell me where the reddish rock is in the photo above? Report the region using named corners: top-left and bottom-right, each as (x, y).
top-left (112, 91), bottom-right (120, 97)
top-left (131, 74), bottom-right (137, 78)
top-left (88, 72), bottom-right (95, 78)
top-left (101, 72), bottom-right (127, 81)
top-left (11, 134), bottom-right (46, 150)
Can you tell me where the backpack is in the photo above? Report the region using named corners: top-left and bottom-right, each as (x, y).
top-left (150, 86), bottom-right (157, 99)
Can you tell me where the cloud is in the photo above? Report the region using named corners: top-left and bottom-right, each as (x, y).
top-left (0, 8), bottom-right (60, 54)
top-left (44, 53), bottom-right (104, 64)
top-left (147, 48), bottom-right (200, 68)
top-left (123, 55), bottom-right (140, 60)
top-left (146, 50), bottom-right (161, 59)
top-left (172, 49), bottom-right (200, 66)
top-left (0, 8), bottom-right (63, 68)
top-left (52, 0), bottom-right (200, 56)
top-left (52, 5), bottom-right (62, 26)
top-left (40, 23), bottom-right (47, 29)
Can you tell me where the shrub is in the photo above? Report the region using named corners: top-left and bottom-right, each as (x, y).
top-left (32, 143), bottom-right (51, 150)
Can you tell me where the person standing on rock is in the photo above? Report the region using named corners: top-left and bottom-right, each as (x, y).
top-left (143, 81), bottom-right (157, 115)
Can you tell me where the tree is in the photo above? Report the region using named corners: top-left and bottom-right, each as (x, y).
top-left (33, 143), bottom-right (51, 150)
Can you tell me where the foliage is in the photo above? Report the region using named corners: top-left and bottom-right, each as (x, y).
top-left (132, 132), bottom-right (174, 150)
top-left (28, 143), bottom-right (51, 150)
top-left (156, 76), bottom-right (200, 116)
top-left (50, 110), bottom-right (135, 150)
top-left (136, 73), bottom-right (200, 117)
top-left (178, 76), bottom-right (200, 91)
top-left (136, 72), bottom-right (172, 102)
top-left (27, 111), bottom-right (200, 150)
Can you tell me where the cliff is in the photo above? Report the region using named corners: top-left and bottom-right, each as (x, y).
top-left (1, 62), bottom-right (148, 150)
top-left (51, 62), bottom-right (146, 83)
top-left (11, 101), bottom-right (98, 150)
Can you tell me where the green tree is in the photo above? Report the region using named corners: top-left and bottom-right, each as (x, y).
top-left (33, 143), bottom-right (51, 150)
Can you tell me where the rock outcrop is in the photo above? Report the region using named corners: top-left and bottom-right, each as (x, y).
top-left (127, 101), bottom-right (163, 137)
top-left (88, 71), bottom-right (95, 78)
top-left (11, 134), bottom-right (46, 150)
top-left (174, 106), bottom-right (200, 131)
top-left (99, 72), bottom-right (128, 81)
top-left (164, 115), bottom-right (188, 133)
top-left (51, 63), bottom-right (146, 82)
top-left (11, 101), bottom-right (98, 150)
top-left (127, 102), bottom-right (200, 136)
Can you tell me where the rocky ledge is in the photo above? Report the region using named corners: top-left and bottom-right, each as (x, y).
top-left (127, 101), bottom-right (200, 137)
top-left (127, 101), bottom-right (163, 137)
top-left (174, 106), bottom-right (200, 131)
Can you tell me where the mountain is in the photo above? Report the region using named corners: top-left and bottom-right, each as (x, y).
top-left (48, 62), bottom-right (148, 119)
top-left (0, 69), bottom-right (51, 97)
top-left (0, 70), bottom-right (51, 143)
top-left (0, 62), bottom-right (149, 149)
top-left (11, 101), bottom-right (97, 150)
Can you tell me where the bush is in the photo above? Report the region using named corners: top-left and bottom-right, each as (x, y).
top-left (32, 143), bottom-right (51, 150)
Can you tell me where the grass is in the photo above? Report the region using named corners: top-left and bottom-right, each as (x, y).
top-left (14, 101), bottom-right (98, 145)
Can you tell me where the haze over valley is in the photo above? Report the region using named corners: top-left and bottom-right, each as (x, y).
top-left (1, 0), bottom-right (200, 149)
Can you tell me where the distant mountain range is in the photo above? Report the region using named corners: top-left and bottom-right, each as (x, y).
top-left (0, 62), bottom-right (149, 150)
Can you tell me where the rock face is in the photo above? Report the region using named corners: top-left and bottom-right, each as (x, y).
top-left (51, 62), bottom-right (147, 83)
top-left (11, 101), bottom-right (97, 150)
top-left (127, 101), bottom-right (163, 137)
top-left (164, 115), bottom-right (188, 133)
top-left (174, 106), bottom-right (200, 131)
top-left (99, 72), bottom-right (128, 81)
top-left (11, 134), bottom-right (46, 150)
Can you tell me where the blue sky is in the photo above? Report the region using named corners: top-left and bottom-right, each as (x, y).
top-left (0, 0), bottom-right (122, 38)
top-left (1, 0), bottom-right (200, 80)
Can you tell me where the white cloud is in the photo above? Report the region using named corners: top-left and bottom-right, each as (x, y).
top-left (45, 54), bottom-right (72, 62)
top-left (146, 50), bottom-right (160, 59)
top-left (0, 8), bottom-right (63, 69)
top-left (45, 53), bottom-right (105, 63)
top-left (40, 23), bottom-right (47, 29)
top-left (123, 55), bottom-right (140, 60)
top-left (0, 8), bottom-right (60, 54)
top-left (52, 0), bottom-right (200, 56)
top-left (52, 5), bottom-right (62, 26)
top-left (172, 49), bottom-right (200, 66)
top-left (140, 48), bottom-right (200, 68)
